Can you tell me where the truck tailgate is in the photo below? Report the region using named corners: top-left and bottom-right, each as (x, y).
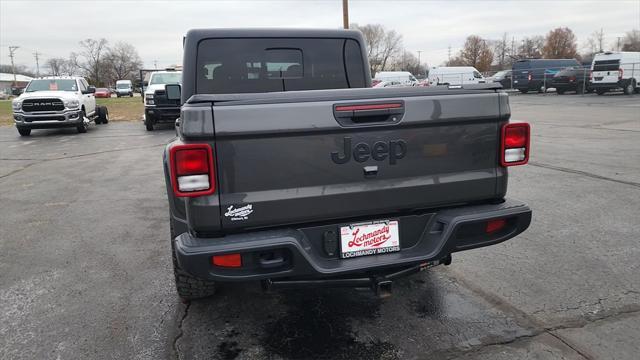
top-left (209, 89), bottom-right (507, 230)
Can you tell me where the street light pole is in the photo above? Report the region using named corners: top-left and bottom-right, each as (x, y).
top-left (342, 0), bottom-right (349, 29)
top-left (417, 50), bottom-right (423, 75)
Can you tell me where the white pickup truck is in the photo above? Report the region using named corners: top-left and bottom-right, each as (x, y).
top-left (12, 76), bottom-right (109, 136)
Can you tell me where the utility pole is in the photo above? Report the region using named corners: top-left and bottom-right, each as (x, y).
top-left (33, 51), bottom-right (41, 77)
top-left (342, 0), bottom-right (349, 29)
top-left (447, 45), bottom-right (451, 63)
top-left (617, 36), bottom-right (622, 51)
top-left (8, 46), bottom-right (19, 87)
top-left (417, 50), bottom-right (423, 75)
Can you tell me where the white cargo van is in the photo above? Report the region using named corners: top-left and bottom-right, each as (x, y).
top-left (373, 71), bottom-right (418, 86)
top-left (428, 66), bottom-right (485, 86)
top-left (115, 79), bottom-right (133, 97)
top-left (591, 52), bottom-right (640, 95)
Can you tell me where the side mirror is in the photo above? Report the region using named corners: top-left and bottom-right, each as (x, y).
top-left (166, 84), bottom-right (181, 101)
top-left (83, 86), bottom-right (96, 94)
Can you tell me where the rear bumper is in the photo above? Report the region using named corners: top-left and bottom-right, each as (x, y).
top-left (174, 198), bottom-right (532, 282)
top-left (590, 80), bottom-right (626, 90)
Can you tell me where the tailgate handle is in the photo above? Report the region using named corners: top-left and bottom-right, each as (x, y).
top-left (334, 102), bottom-right (404, 125)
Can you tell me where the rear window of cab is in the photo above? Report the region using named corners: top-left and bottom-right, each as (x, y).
top-left (196, 38), bottom-right (366, 93)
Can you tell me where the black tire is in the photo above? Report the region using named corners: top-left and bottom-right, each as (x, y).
top-left (556, 88), bottom-right (565, 95)
top-left (96, 106), bottom-right (109, 124)
top-left (519, 89), bottom-right (529, 94)
top-left (538, 85), bottom-right (545, 93)
top-left (130, 93), bottom-right (133, 97)
top-left (596, 89), bottom-right (607, 95)
top-left (623, 80), bottom-right (635, 95)
top-left (170, 219), bottom-right (217, 301)
top-left (145, 121), bottom-right (154, 131)
top-left (576, 85), bottom-right (584, 95)
top-left (117, 94), bottom-right (121, 98)
top-left (17, 127), bottom-right (31, 136)
top-left (77, 110), bottom-right (88, 133)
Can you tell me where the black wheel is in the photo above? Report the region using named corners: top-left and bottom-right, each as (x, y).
top-left (519, 89), bottom-right (529, 94)
top-left (538, 85), bottom-right (545, 93)
top-left (96, 106), bottom-right (109, 124)
top-left (623, 80), bottom-right (635, 95)
top-left (576, 85), bottom-right (584, 94)
top-left (145, 121), bottom-right (154, 131)
top-left (77, 110), bottom-right (88, 133)
top-left (170, 219), bottom-right (217, 301)
top-left (596, 89), bottom-right (607, 95)
top-left (117, 94), bottom-right (121, 98)
top-left (557, 88), bottom-right (565, 95)
top-left (130, 93), bottom-right (133, 97)
top-left (17, 127), bottom-right (31, 136)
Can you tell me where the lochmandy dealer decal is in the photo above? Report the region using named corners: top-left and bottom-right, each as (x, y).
top-left (225, 204), bottom-right (253, 221)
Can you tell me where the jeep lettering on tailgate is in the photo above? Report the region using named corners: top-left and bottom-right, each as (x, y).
top-left (331, 137), bottom-right (407, 165)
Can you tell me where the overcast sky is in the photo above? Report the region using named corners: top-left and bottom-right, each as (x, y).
top-left (1, 0), bottom-right (639, 72)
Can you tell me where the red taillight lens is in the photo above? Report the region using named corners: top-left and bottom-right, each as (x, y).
top-left (527, 73), bottom-right (532, 81)
top-left (589, 70), bottom-right (593, 80)
top-left (176, 149), bottom-right (208, 175)
top-left (486, 219), bottom-right (507, 233)
top-left (618, 68), bottom-right (623, 80)
top-left (569, 76), bottom-right (576, 82)
top-left (169, 143), bottom-right (215, 197)
top-left (212, 253), bottom-right (242, 268)
top-left (501, 123), bottom-right (530, 167)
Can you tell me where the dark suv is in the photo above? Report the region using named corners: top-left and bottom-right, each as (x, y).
top-left (551, 67), bottom-right (593, 94)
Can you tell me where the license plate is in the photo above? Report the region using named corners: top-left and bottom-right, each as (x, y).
top-left (340, 220), bottom-right (400, 258)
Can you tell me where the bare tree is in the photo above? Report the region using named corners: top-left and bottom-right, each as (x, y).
top-left (389, 51), bottom-right (426, 75)
top-left (584, 28), bottom-right (606, 56)
top-left (518, 36), bottom-right (545, 59)
top-left (458, 35), bottom-right (494, 72)
top-left (492, 33), bottom-right (511, 69)
top-left (622, 29), bottom-right (640, 51)
top-left (542, 27), bottom-right (578, 59)
top-left (46, 58), bottom-right (67, 76)
top-left (351, 23), bottom-right (403, 75)
top-left (74, 38), bottom-right (109, 85)
top-left (102, 42), bottom-right (143, 84)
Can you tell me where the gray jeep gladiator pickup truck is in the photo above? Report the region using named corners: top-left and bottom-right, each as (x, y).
top-left (163, 29), bottom-right (532, 300)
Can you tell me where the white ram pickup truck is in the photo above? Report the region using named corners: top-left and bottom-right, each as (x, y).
top-left (143, 70), bottom-right (182, 131)
top-left (12, 76), bottom-right (109, 136)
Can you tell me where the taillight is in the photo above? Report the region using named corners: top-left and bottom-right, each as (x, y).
top-left (589, 70), bottom-right (593, 80)
top-left (569, 76), bottom-right (576, 82)
top-left (618, 68), bottom-right (623, 80)
top-left (500, 123), bottom-right (530, 167)
top-left (169, 143), bottom-right (215, 197)
top-left (527, 73), bottom-right (532, 81)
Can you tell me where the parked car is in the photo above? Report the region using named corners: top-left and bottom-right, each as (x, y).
top-left (512, 59), bottom-right (580, 93)
top-left (373, 71), bottom-right (418, 86)
top-left (372, 80), bottom-right (404, 88)
top-left (115, 80), bottom-right (134, 97)
top-left (551, 67), bottom-right (592, 94)
top-left (94, 88), bottom-right (111, 98)
top-left (161, 28), bottom-right (532, 301)
top-left (488, 70), bottom-right (512, 89)
top-left (428, 66), bottom-right (486, 86)
top-left (11, 76), bottom-right (109, 136)
top-left (590, 51), bottom-right (640, 95)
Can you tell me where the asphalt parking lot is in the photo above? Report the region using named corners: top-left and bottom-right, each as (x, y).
top-left (1, 92), bottom-right (639, 360)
